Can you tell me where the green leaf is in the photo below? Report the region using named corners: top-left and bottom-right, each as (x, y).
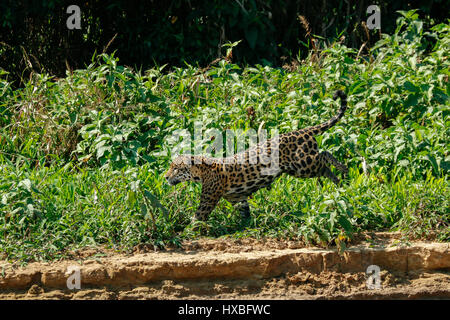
top-left (18, 179), bottom-right (31, 192)
top-left (338, 215), bottom-right (353, 233)
top-left (144, 190), bottom-right (169, 218)
top-left (96, 146), bottom-right (110, 159)
top-left (426, 154), bottom-right (439, 174)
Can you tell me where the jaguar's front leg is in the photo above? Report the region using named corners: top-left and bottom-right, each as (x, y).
top-left (193, 183), bottom-right (223, 223)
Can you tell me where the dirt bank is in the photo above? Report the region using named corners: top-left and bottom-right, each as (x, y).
top-left (0, 233), bottom-right (449, 299)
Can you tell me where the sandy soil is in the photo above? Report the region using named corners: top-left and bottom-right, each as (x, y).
top-left (0, 233), bottom-right (449, 300)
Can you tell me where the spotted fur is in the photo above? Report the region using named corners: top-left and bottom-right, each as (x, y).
top-left (165, 90), bottom-right (348, 222)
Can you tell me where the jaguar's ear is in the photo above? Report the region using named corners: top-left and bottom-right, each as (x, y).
top-left (179, 155), bottom-right (194, 166)
top-left (190, 155), bottom-right (202, 165)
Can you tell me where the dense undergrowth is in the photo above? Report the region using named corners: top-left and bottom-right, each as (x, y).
top-left (0, 11), bottom-right (448, 262)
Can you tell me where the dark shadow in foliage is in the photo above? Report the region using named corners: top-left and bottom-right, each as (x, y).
top-left (1, 0), bottom-right (449, 87)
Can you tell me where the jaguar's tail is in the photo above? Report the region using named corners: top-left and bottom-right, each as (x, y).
top-left (308, 90), bottom-right (347, 135)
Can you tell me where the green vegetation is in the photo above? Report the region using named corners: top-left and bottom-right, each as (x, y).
top-left (0, 11), bottom-right (449, 262)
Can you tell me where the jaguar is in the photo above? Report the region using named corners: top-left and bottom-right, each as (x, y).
top-left (165, 90), bottom-right (348, 222)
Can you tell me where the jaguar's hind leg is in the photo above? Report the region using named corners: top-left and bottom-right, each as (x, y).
top-left (320, 151), bottom-right (348, 177)
top-left (317, 177), bottom-right (324, 187)
top-left (235, 200), bottom-right (250, 219)
top-left (321, 166), bottom-right (340, 186)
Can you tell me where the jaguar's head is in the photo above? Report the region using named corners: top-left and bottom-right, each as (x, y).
top-left (164, 155), bottom-right (196, 186)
